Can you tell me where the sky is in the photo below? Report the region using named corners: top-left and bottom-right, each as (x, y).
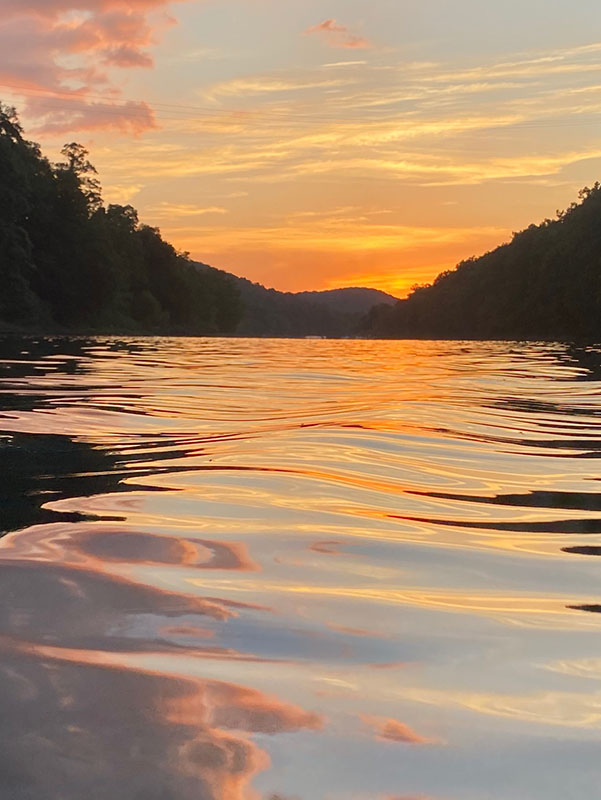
top-left (2, 0), bottom-right (601, 295)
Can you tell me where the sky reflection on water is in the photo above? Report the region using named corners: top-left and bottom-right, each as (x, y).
top-left (2, 336), bottom-right (601, 799)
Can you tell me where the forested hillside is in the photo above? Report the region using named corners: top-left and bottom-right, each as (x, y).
top-left (0, 104), bottom-right (241, 335)
top-left (295, 287), bottom-right (397, 315)
top-left (196, 263), bottom-right (397, 337)
top-left (362, 185), bottom-right (601, 340)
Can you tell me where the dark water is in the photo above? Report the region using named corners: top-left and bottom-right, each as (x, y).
top-left (2, 336), bottom-right (601, 800)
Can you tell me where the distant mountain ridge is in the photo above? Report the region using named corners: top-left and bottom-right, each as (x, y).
top-left (295, 287), bottom-right (398, 315)
top-left (195, 262), bottom-right (398, 337)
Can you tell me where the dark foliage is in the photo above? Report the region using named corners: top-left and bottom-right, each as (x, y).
top-left (0, 104), bottom-right (242, 334)
top-left (295, 287), bottom-right (398, 315)
top-left (362, 185), bottom-right (601, 340)
top-left (196, 262), bottom-right (397, 337)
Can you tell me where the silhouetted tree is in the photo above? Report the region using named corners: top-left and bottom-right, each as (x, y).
top-left (362, 183), bottom-right (601, 340)
top-left (0, 104), bottom-right (242, 334)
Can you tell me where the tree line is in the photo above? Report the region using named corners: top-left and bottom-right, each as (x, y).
top-left (197, 263), bottom-right (396, 337)
top-left (0, 104), bottom-right (242, 334)
top-left (362, 184), bottom-right (601, 340)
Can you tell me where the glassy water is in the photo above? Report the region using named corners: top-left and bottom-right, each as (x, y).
top-left (2, 336), bottom-right (601, 800)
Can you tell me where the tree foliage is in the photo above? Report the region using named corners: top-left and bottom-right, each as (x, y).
top-left (0, 104), bottom-right (242, 334)
top-left (196, 263), bottom-right (397, 337)
top-left (362, 184), bottom-right (601, 340)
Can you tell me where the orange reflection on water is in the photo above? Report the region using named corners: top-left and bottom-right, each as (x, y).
top-left (187, 578), bottom-right (581, 622)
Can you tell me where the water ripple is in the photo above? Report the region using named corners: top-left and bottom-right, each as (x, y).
top-left (1, 336), bottom-right (601, 799)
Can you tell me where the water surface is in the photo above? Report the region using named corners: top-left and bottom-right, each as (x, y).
top-left (2, 336), bottom-right (601, 799)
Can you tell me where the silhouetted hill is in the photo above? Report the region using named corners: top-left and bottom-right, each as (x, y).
top-left (296, 287), bottom-right (398, 315)
top-left (362, 184), bottom-right (601, 340)
top-left (195, 263), bottom-right (397, 337)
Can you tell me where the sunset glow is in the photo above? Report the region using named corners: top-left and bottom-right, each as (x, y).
top-left (3, 6), bottom-right (601, 794)
top-left (3, 0), bottom-right (601, 292)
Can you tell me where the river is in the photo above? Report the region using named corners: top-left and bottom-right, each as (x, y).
top-left (1, 335), bottom-right (601, 799)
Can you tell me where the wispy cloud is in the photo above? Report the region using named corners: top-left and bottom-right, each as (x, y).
top-left (322, 60), bottom-right (368, 68)
top-left (102, 182), bottom-right (143, 205)
top-left (203, 75), bottom-right (350, 102)
top-left (149, 203), bottom-right (230, 218)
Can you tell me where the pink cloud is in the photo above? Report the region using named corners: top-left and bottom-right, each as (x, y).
top-left (25, 96), bottom-right (156, 136)
top-left (103, 43), bottom-right (154, 67)
top-left (305, 18), bottom-right (371, 49)
top-left (306, 19), bottom-right (348, 35)
top-left (0, 0), bottom-right (183, 134)
top-left (360, 714), bottom-right (439, 745)
top-left (0, 0), bottom-right (173, 19)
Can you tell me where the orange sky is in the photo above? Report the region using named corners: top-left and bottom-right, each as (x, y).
top-left (3, 0), bottom-right (601, 295)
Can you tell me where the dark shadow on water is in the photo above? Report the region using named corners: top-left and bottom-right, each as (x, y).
top-left (563, 546), bottom-right (601, 556)
top-left (443, 423), bottom-right (601, 457)
top-left (409, 489), bottom-right (601, 512)
top-left (390, 512), bottom-right (601, 535)
top-left (0, 433), bottom-right (128, 534)
top-left (0, 336), bottom-right (243, 536)
top-left (0, 335), bottom-right (95, 379)
top-left (0, 430), bottom-right (214, 535)
top-left (567, 604), bottom-right (601, 614)
top-left (553, 343), bottom-right (601, 382)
